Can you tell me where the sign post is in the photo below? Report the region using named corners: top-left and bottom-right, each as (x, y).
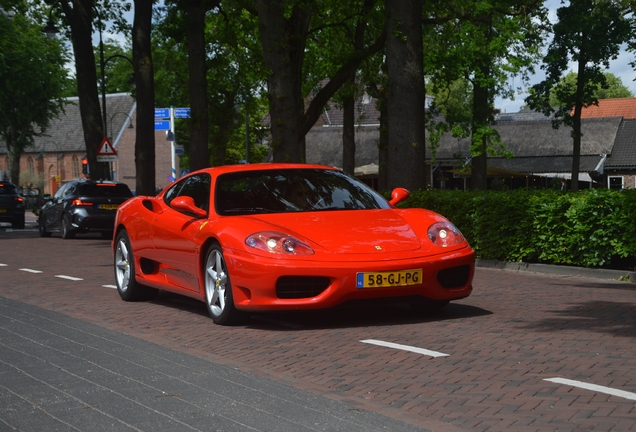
top-left (156, 107), bottom-right (190, 182)
top-left (96, 137), bottom-right (117, 162)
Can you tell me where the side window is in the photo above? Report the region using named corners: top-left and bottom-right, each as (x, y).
top-left (164, 179), bottom-right (186, 206)
top-left (164, 174), bottom-right (211, 214)
top-left (177, 174), bottom-right (211, 211)
top-left (53, 183), bottom-right (68, 199)
top-left (65, 184), bottom-right (77, 196)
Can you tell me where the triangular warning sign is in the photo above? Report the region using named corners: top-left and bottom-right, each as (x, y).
top-left (97, 137), bottom-right (117, 156)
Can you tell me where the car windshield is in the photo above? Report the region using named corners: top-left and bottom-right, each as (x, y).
top-left (215, 168), bottom-right (390, 216)
top-left (77, 183), bottom-right (133, 198)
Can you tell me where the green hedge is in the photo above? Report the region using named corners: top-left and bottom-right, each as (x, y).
top-left (402, 188), bottom-right (636, 269)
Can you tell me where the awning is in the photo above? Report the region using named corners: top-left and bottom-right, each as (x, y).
top-left (354, 163), bottom-right (379, 176)
top-left (532, 172), bottom-right (597, 183)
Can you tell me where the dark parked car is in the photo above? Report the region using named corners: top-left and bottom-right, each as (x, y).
top-left (0, 182), bottom-right (25, 229)
top-left (39, 180), bottom-right (134, 239)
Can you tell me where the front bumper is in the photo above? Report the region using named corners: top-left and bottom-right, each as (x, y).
top-left (225, 246), bottom-right (475, 311)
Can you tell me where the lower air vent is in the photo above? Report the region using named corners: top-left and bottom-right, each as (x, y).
top-left (437, 265), bottom-right (471, 289)
top-left (276, 276), bottom-right (330, 299)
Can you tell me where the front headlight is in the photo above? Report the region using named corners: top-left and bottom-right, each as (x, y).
top-left (245, 231), bottom-right (314, 256)
top-left (427, 222), bottom-right (465, 248)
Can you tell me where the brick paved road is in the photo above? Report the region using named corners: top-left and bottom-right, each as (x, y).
top-left (1, 223), bottom-right (635, 431)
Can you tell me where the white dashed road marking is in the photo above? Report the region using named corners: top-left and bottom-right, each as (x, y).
top-left (19, 268), bottom-right (42, 274)
top-left (544, 377), bottom-right (636, 401)
top-left (102, 285), bottom-right (117, 289)
top-left (360, 339), bottom-right (450, 358)
top-left (55, 275), bottom-right (83, 281)
top-left (0, 263), bottom-right (7, 266)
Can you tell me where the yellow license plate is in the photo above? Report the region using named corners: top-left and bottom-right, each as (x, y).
top-left (99, 204), bottom-right (119, 210)
top-left (0, 209), bottom-right (6, 213)
top-left (356, 269), bottom-right (423, 288)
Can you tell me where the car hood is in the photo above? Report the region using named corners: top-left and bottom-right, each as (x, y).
top-left (249, 209), bottom-right (423, 254)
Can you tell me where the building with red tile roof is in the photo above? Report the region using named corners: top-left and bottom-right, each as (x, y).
top-left (579, 97), bottom-right (636, 119)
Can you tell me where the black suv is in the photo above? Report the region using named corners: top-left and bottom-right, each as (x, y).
top-left (39, 180), bottom-right (133, 239)
top-left (0, 182), bottom-right (25, 229)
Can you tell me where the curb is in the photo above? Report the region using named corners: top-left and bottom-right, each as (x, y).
top-left (476, 259), bottom-right (636, 283)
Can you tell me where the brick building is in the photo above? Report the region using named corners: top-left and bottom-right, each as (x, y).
top-left (0, 93), bottom-right (180, 196)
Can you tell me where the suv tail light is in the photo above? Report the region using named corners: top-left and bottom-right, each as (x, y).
top-left (72, 199), bottom-right (93, 206)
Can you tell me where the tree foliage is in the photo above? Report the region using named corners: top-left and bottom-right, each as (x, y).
top-left (0, 8), bottom-right (69, 184)
top-left (425, 0), bottom-right (547, 190)
top-left (548, 71), bottom-right (633, 106)
top-left (153, 0), bottom-right (269, 167)
top-left (525, 0), bottom-right (633, 192)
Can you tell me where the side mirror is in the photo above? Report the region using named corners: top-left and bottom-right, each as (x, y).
top-left (171, 196), bottom-right (207, 218)
top-left (389, 188), bottom-right (410, 206)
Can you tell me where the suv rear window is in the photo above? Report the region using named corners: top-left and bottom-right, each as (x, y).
top-left (0, 184), bottom-right (18, 195)
top-left (77, 184), bottom-right (133, 198)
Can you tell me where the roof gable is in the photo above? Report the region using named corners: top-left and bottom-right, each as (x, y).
top-left (434, 117), bottom-right (620, 160)
top-left (606, 118), bottom-right (636, 168)
top-left (0, 93), bottom-right (135, 154)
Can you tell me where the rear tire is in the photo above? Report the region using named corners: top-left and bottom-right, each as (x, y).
top-left (114, 230), bottom-right (158, 301)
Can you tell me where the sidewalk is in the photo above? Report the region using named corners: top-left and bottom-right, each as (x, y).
top-left (477, 258), bottom-right (636, 283)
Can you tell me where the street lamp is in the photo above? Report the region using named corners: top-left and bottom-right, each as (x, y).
top-left (108, 112), bottom-right (134, 140)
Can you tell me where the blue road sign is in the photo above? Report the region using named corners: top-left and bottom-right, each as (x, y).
top-left (155, 108), bottom-right (170, 119)
top-left (154, 120), bottom-right (170, 130)
top-left (174, 108), bottom-right (191, 118)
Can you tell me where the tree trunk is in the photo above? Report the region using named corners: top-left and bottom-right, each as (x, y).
top-left (570, 57), bottom-right (587, 193)
top-left (342, 93), bottom-right (355, 174)
top-left (9, 150), bottom-right (20, 185)
top-left (256, 0), bottom-right (310, 162)
top-left (133, 0), bottom-right (156, 195)
top-left (377, 96), bottom-right (388, 192)
top-left (186, 0), bottom-right (214, 171)
top-left (385, 0), bottom-right (426, 191)
top-left (470, 61), bottom-right (493, 191)
top-left (59, 0), bottom-right (106, 180)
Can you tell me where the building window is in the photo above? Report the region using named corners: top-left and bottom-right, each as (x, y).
top-left (72, 156), bottom-right (80, 179)
top-left (27, 157), bottom-right (34, 174)
top-left (608, 176), bottom-right (624, 190)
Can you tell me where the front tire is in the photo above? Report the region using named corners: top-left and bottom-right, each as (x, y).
top-left (204, 243), bottom-right (242, 325)
top-left (114, 230), bottom-right (157, 301)
top-left (39, 216), bottom-right (51, 237)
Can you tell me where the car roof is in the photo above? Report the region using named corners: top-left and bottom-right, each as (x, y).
top-left (68, 179), bottom-right (127, 185)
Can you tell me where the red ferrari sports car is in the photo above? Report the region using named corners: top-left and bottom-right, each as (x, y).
top-left (113, 163), bottom-right (474, 325)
